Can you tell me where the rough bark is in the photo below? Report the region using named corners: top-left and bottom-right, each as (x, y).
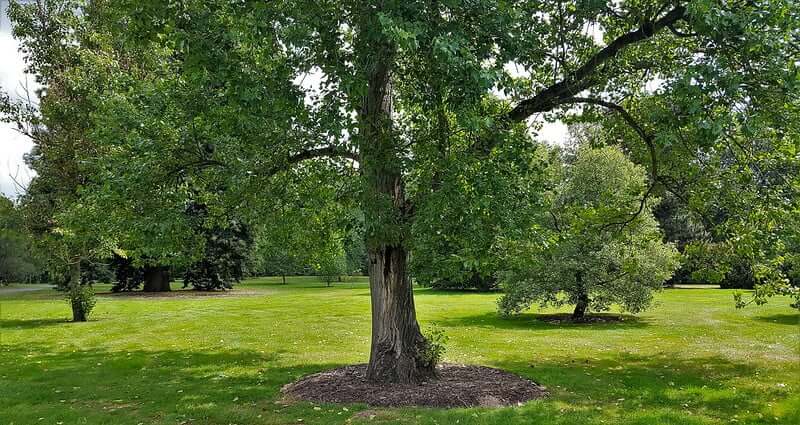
top-left (367, 245), bottom-right (434, 383)
top-left (572, 293), bottom-right (589, 320)
top-left (360, 48), bottom-right (434, 384)
top-left (142, 266), bottom-right (171, 292)
top-left (69, 261), bottom-right (87, 322)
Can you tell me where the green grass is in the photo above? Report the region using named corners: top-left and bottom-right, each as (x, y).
top-left (1, 277), bottom-right (798, 425)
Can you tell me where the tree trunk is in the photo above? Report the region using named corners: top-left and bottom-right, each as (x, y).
top-left (69, 261), bottom-right (87, 322)
top-left (142, 266), bottom-right (171, 292)
top-left (572, 294), bottom-right (589, 320)
top-left (282, 274), bottom-right (286, 285)
top-left (366, 245), bottom-right (434, 383)
top-left (359, 45), bottom-right (434, 384)
top-left (571, 271), bottom-right (590, 320)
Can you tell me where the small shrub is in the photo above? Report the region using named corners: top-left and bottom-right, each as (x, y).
top-left (419, 326), bottom-right (448, 368)
top-left (65, 284), bottom-right (96, 321)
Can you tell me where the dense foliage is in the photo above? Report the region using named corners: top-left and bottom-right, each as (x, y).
top-left (498, 147), bottom-right (680, 319)
top-left (182, 205), bottom-right (252, 291)
top-left (0, 196), bottom-right (45, 284)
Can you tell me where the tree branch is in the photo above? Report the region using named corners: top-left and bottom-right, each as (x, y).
top-left (557, 97), bottom-right (658, 181)
top-left (259, 145), bottom-right (359, 178)
top-left (506, 5), bottom-right (687, 122)
top-left (555, 97), bottom-right (661, 231)
top-left (287, 146), bottom-right (359, 165)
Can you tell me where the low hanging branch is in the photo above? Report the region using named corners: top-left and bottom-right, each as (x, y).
top-left (287, 146), bottom-right (359, 164)
top-left (260, 145), bottom-right (360, 177)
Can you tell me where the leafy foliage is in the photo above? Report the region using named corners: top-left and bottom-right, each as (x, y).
top-left (419, 326), bottom-right (449, 369)
top-left (498, 147), bottom-right (680, 318)
top-left (64, 283), bottom-right (96, 322)
top-left (0, 196), bottom-right (45, 284)
top-left (182, 204), bottom-right (252, 291)
top-left (109, 254), bottom-right (145, 292)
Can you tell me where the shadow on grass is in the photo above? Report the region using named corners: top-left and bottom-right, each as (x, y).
top-left (436, 311), bottom-right (647, 330)
top-left (0, 344), bottom-right (788, 425)
top-left (0, 345), bottom-right (338, 425)
top-left (416, 288), bottom-right (503, 295)
top-left (0, 318), bottom-right (73, 329)
top-left (477, 353), bottom-right (784, 425)
top-left (752, 313), bottom-right (800, 326)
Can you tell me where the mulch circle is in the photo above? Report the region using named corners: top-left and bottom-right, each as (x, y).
top-left (281, 363), bottom-right (548, 408)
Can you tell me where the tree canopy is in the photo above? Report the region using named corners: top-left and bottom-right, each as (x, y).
top-left (498, 146), bottom-right (680, 318)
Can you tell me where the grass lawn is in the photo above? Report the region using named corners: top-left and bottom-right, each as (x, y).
top-left (1, 277), bottom-right (798, 425)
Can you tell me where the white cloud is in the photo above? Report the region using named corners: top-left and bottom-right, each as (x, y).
top-left (0, 2), bottom-right (35, 199)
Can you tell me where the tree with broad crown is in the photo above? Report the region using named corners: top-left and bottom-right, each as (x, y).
top-left (497, 146), bottom-right (681, 319)
top-left (9, 0), bottom-right (798, 382)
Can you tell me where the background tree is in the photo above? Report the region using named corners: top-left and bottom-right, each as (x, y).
top-left (182, 203), bottom-right (252, 291)
top-left (498, 147), bottom-right (680, 320)
top-left (0, 195), bottom-right (45, 284)
top-left (2, 0), bottom-right (109, 321)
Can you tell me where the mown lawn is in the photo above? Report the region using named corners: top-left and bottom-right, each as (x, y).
top-left (1, 277), bottom-right (798, 425)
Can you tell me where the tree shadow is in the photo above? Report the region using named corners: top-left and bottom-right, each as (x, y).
top-left (0, 344), bottom-right (341, 425)
top-left (752, 313), bottom-right (800, 326)
top-left (0, 344), bottom-right (791, 425)
top-left (0, 318), bottom-right (73, 329)
top-left (466, 353), bottom-right (783, 425)
top-left (436, 311), bottom-right (648, 330)
top-left (415, 288), bottom-right (503, 295)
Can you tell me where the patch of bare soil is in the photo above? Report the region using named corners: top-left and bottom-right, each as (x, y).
top-left (281, 364), bottom-right (548, 408)
top-left (97, 289), bottom-right (263, 299)
top-left (535, 313), bottom-right (630, 324)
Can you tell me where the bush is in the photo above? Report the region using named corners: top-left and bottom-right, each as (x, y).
top-left (419, 326), bottom-right (448, 369)
top-left (65, 284), bottom-right (96, 322)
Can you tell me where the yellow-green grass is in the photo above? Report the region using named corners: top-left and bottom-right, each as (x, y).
top-left (0, 278), bottom-right (797, 424)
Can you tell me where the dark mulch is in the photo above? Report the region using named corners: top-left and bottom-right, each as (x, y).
top-left (281, 363), bottom-right (548, 408)
top-left (535, 313), bottom-right (630, 324)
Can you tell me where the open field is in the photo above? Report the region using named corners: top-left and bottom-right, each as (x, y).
top-left (1, 277), bottom-right (798, 425)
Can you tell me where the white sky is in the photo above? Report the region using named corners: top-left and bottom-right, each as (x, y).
top-left (1, 0), bottom-right (35, 199)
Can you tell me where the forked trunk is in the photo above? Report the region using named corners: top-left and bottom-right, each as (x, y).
top-left (69, 261), bottom-right (87, 322)
top-left (360, 43), bottom-right (432, 384)
top-left (143, 267), bottom-right (171, 292)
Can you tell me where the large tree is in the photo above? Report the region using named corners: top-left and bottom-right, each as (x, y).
top-left (25, 0), bottom-right (800, 381)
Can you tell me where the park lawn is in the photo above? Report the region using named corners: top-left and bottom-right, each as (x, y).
top-left (0, 278), bottom-right (798, 425)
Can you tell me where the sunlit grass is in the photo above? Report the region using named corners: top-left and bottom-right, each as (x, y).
top-left (0, 277), bottom-right (797, 424)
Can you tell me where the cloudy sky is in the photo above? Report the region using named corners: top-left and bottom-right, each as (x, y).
top-left (1, 0), bottom-right (35, 199)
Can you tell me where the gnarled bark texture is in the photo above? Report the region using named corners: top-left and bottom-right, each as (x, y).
top-left (360, 49), bottom-right (433, 384)
top-left (143, 266), bottom-right (171, 292)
